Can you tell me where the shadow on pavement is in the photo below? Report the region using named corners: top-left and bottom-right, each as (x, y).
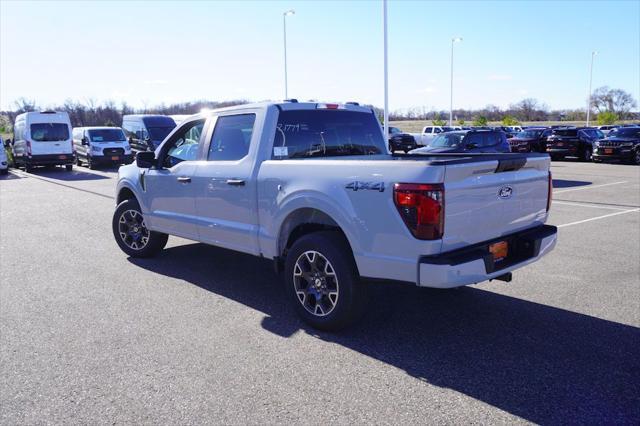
top-left (129, 243), bottom-right (640, 424)
top-left (553, 178), bottom-right (592, 189)
top-left (28, 167), bottom-right (110, 181)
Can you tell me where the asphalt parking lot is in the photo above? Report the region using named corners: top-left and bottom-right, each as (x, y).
top-left (1, 160), bottom-right (639, 424)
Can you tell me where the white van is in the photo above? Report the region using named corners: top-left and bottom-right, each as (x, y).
top-left (0, 136), bottom-right (8, 174)
top-left (13, 111), bottom-right (74, 171)
top-left (72, 127), bottom-right (133, 169)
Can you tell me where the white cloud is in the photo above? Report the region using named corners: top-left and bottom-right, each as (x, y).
top-left (418, 86), bottom-right (437, 94)
top-left (144, 79), bottom-right (169, 85)
top-left (517, 89), bottom-right (529, 95)
top-left (487, 74), bottom-right (513, 81)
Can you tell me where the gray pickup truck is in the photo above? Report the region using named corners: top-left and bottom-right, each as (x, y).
top-left (113, 101), bottom-right (557, 330)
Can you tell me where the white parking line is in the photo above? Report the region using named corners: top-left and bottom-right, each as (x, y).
top-left (558, 208), bottom-right (640, 228)
top-left (553, 181), bottom-right (628, 194)
top-left (553, 201), bottom-right (631, 211)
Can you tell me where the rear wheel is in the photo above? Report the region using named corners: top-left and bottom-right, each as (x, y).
top-left (112, 198), bottom-right (168, 258)
top-left (75, 156), bottom-right (82, 166)
top-left (65, 164), bottom-right (73, 171)
top-left (284, 231), bottom-right (366, 331)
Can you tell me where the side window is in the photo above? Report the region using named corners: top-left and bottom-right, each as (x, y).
top-left (122, 121), bottom-right (134, 139)
top-left (424, 127), bottom-right (432, 133)
top-left (464, 133), bottom-right (482, 146)
top-left (163, 119), bottom-right (205, 168)
top-left (73, 128), bottom-right (81, 140)
top-left (434, 128), bottom-right (442, 134)
top-left (207, 114), bottom-right (255, 161)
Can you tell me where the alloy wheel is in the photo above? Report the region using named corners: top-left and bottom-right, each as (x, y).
top-left (293, 251), bottom-right (339, 317)
top-left (118, 209), bottom-right (150, 250)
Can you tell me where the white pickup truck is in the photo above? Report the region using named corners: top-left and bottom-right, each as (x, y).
top-left (113, 101), bottom-right (557, 330)
top-left (410, 125), bottom-right (462, 146)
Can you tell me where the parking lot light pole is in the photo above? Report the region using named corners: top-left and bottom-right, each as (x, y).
top-left (383, 0), bottom-right (389, 142)
top-left (283, 9), bottom-right (295, 99)
top-left (449, 37), bottom-right (462, 126)
top-left (586, 50), bottom-right (597, 126)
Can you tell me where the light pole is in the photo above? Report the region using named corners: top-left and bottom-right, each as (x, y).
top-left (383, 0), bottom-right (389, 142)
top-left (283, 9), bottom-right (295, 99)
top-left (449, 37), bottom-right (462, 126)
top-left (586, 50), bottom-right (597, 126)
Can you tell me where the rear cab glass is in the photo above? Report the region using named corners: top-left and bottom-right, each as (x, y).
top-left (553, 129), bottom-right (578, 137)
top-left (30, 123), bottom-right (69, 142)
top-left (272, 109), bottom-right (386, 159)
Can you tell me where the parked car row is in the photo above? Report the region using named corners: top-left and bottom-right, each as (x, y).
top-left (387, 123), bottom-right (640, 165)
top-left (3, 111), bottom-right (178, 171)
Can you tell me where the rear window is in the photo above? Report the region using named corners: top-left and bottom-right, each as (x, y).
top-left (30, 123), bottom-right (69, 141)
top-left (272, 110), bottom-right (386, 159)
top-left (609, 128), bottom-right (640, 138)
top-left (88, 129), bottom-right (126, 142)
top-left (553, 129), bottom-right (578, 137)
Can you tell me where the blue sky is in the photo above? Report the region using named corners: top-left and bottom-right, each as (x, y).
top-left (1, 0), bottom-right (638, 111)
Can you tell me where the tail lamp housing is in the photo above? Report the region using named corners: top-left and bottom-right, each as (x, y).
top-left (393, 183), bottom-right (444, 240)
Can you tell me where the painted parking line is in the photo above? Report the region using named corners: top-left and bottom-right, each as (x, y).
top-left (553, 181), bottom-right (628, 194)
top-left (558, 208), bottom-right (640, 228)
top-left (553, 200), bottom-right (631, 211)
top-left (7, 170), bottom-right (114, 200)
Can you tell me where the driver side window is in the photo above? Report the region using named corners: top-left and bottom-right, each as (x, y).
top-left (163, 119), bottom-right (205, 168)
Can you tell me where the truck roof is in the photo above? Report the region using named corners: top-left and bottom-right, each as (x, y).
top-left (198, 101), bottom-right (374, 116)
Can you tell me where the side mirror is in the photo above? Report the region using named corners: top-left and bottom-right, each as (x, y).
top-left (128, 136), bottom-right (134, 144)
top-left (136, 151), bottom-right (156, 168)
top-left (81, 137), bottom-right (89, 145)
top-left (466, 142), bottom-right (478, 149)
top-left (3, 139), bottom-right (10, 147)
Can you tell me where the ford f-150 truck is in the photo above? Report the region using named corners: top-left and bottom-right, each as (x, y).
top-left (113, 101), bottom-right (557, 330)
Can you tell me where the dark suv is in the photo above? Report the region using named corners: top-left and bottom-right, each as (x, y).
top-left (388, 127), bottom-right (417, 153)
top-left (508, 127), bottom-right (552, 153)
top-left (592, 127), bottom-right (640, 165)
top-left (410, 130), bottom-right (510, 154)
top-left (546, 127), bottom-right (604, 161)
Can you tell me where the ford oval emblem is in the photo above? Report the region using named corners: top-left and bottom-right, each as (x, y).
top-left (498, 186), bottom-right (513, 199)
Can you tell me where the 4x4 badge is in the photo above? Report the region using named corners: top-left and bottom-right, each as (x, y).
top-left (345, 181), bottom-right (385, 192)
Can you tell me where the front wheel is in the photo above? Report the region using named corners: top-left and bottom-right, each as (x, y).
top-left (634, 149), bottom-right (640, 166)
top-left (65, 164), bottom-right (73, 171)
top-left (581, 148), bottom-right (592, 162)
top-left (112, 198), bottom-right (168, 258)
top-left (284, 231), bottom-right (366, 331)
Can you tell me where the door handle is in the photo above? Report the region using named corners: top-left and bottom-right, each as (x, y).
top-left (177, 176), bottom-right (191, 184)
top-left (226, 179), bottom-right (245, 186)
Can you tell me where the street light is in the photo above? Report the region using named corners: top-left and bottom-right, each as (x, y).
top-left (449, 37), bottom-right (462, 126)
top-left (383, 0), bottom-right (389, 142)
top-left (283, 9), bottom-right (295, 99)
top-left (586, 50), bottom-right (598, 126)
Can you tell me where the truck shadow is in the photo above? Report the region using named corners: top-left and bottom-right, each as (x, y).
top-left (552, 178), bottom-right (592, 189)
top-left (128, 243), bottom-right (639, 424)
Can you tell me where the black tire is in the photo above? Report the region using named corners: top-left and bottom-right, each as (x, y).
top-left (581, 148), bottom-right (592, 162)
top-left (389, 144), bottom-right (394, 153)
top-left (634, 149), bottom-right (640, 166)
top-left (87, 156), bottom-right (95, 169)
top-left (65, 164), bottom-right (73, 171)
top-left (75, 156), bottom-right (82, 166)
top-left (24, 162), bottom-right (32, 172)
top-left (550, 154), bottom-right (564, 161)
top-left (284, 231), bottom-right (366, 331)
top-left (112, 198), bottom-right (168, 258)
top-left (0, 169), bottom-right (8, 175)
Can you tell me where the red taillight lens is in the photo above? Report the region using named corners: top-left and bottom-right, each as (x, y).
top-left (547, 171), bottom-right (553, 212)
top-left (393, 183), bottom-right (444, 240)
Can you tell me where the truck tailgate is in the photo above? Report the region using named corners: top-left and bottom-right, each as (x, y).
top-left (442, 155), bottom-right (550, 252)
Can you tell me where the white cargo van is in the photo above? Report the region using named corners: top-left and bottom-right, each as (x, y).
top-left (13, 111), bottom-right (74, 171)
top-left (72, 127), bottom-right (133, 169)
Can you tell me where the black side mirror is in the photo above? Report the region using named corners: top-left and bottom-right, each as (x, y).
top-left (81, 137), bottom-right (89, 145)
top-left (466, 142), bottom-right (478, 149)
top-left (136, 151), bottom-right (156, 168)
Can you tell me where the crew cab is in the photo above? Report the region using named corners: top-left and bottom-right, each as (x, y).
top-left (546, 127), bottom-right (604, 161)
top-left (113, 101), bottom-right (557, 330)
top-left (409, 126), bottom-right (456, 146)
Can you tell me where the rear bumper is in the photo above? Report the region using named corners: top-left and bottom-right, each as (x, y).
top-left (418, 225), bottom-right (557, 288)
top-left (25, 154), bottom-right (75, 166)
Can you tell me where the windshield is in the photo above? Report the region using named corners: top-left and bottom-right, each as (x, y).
top-left (88, 128), bottom-right (126, 142)
top-left (430, 132), bottom-right (466, 148)
top-left (517, 130), bottom-right (542, 139)
top-left (147, 126), bottom-right (174, 141)
top-left (608, 128), bottom-right (640, 138)
top-left (273, 109), bottom-right (386, 158)
top-left (30, 123), bottom-right (69, 141)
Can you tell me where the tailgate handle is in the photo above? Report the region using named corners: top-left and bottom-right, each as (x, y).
top-left (495, 158), bottom-right (526, 173)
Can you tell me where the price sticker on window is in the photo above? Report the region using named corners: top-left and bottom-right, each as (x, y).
top-left (273, 146), bottom-right (288, 157)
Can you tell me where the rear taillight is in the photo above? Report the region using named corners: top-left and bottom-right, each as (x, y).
top-left (393, 183), bottom-right (444, 240)
top-left (547, 171), bottom-right (553, 212)
top-left (26, 141), bottom-right (32, 155)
